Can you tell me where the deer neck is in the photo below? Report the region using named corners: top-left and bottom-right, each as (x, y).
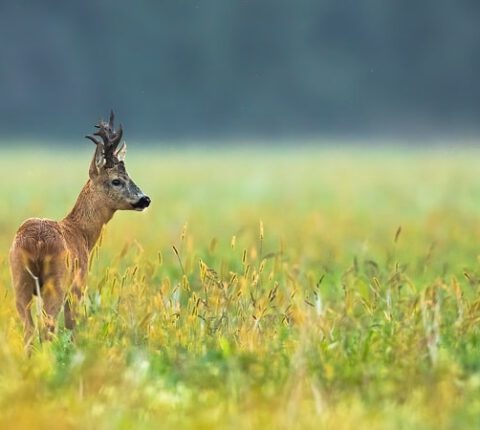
top-left (62, 180), bottom-right (115, 251)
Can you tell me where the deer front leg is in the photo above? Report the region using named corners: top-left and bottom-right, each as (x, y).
top-left (41, 280), bottom-right (66, 340)
top-left (40, 259), bottom-right (69, 341)
top-left (64, 284), bottom-right (82, 331)
top-left (64, 268), bottom-right (86, 331)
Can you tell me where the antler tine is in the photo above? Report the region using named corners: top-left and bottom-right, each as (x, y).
top-left (109, 110), bottom-right (115, 130)
top-left (94, 113), bottom-right (120, 145)
top-left (88, 111), bottom-right (125, 167)
top-left (85, 135), bottom-right (102, 146)
top-left (94, 126), bottom-right (108, 141)
top-left (110, 123), bottom-right (123, 147)
top-left (94, 124), bottom-right (122, 150)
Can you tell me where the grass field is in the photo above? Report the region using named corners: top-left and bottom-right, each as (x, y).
top-left (1, 145), bottom-right (480, 429)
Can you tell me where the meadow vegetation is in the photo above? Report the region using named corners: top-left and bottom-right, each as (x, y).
top-left (1, 146), bottom-right (480, 429)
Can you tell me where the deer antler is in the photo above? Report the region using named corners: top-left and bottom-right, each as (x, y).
top-left (85, 110), bottom-right (124, 168)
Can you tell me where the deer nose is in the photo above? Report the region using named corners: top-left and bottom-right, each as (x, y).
top-left (139, 196), bottom-right (151, 208)
top-left (132, 195), bottom-right (151, 210)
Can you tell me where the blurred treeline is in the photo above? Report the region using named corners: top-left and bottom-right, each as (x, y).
top-left (0, 0), bottom-right (479, 141)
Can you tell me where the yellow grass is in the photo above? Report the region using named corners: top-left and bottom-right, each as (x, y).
top-left (0, 145), bottom-right (480, 429)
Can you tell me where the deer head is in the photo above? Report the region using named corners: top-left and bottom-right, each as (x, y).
top-left (85, 111), bottom-right (151, 211)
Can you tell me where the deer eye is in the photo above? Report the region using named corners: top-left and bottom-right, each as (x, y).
top-left (111, 179), bottom-right (122, 186)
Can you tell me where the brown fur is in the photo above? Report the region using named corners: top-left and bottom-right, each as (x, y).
top-left (9, 113), bottom-right (150, 349)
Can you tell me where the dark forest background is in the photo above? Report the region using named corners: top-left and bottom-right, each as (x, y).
top-left (0, 0), bottom-right (479, 141)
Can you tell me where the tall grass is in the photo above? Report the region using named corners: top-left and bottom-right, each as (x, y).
top-left (0, 146), bottom-right (480, 429)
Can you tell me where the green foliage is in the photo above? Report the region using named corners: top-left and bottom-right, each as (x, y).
top-left (1, 147), bottom-right (480, 429)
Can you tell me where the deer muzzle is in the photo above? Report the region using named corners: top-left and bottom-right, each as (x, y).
top-left (132, 195), bottom-right (151, 211)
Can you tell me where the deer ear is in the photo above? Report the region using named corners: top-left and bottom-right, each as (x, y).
top-left (88, 140), bottom-right (106, 178)
top-left (95, 143), bottom-right (106, 170)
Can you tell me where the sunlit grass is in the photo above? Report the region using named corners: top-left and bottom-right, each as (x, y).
top-left (1, 145), bottom-right (480, 429)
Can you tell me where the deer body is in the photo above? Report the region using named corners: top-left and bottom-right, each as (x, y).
top-left (9, 112), bottom-right (150, 348)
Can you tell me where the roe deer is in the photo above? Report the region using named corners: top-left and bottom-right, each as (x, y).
top-left (9, 111), bottom-right (150, 349)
